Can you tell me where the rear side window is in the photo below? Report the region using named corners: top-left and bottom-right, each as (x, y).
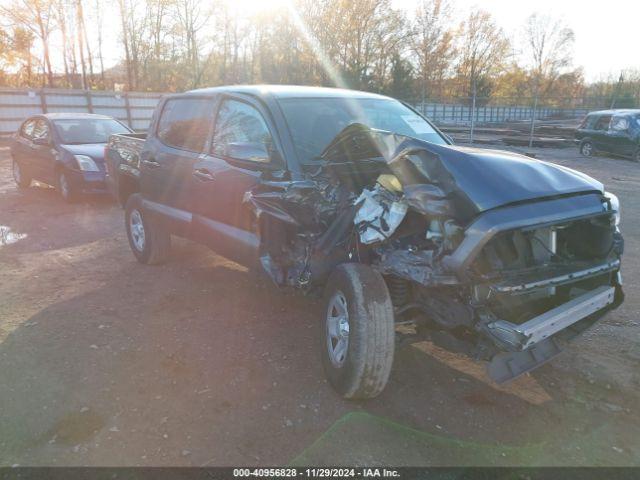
top-left (610, 116), bottom-right (630, 131)
top-left (157, 98), bottom-right (215, 152)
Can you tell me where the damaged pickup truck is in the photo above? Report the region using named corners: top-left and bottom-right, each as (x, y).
top-left (119, 86), bottom-right (624, 399)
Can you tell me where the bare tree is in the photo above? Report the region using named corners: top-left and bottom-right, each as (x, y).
top-left (410, 0), bottom-right (455, 101)
top-left (1, 0), bottom-right (56, 86)
top-left (173, 0), bottom-right (212, 87)
top-left (54, 0), bottom-right (71, 86)
top-left (94, 0), bottom-right (106, 86)
top-left (523, 13), bottom-right (575, 95)
top-left (456, 9), bottom-right (510, 99)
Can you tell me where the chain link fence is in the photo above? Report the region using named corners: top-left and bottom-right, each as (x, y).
top-left (2, 88), bottom-right (635, 150)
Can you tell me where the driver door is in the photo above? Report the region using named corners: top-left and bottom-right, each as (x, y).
top-left (30, 119), bottom-right (55, 184)
top-left (190, 95), bottom-right (283, 266)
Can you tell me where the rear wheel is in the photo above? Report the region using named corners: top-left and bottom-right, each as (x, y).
top-left (125, 196), bottom-right (171, 265)
top-left (321, 263), bottom-right (395, 399)
top-left (580, 140), bottom-right (594, 157)
top-left (12, 159), bottom-right (31, 189)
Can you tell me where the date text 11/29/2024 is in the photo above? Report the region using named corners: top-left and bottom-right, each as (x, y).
top-left (232, 468), bottom-right (400, 478)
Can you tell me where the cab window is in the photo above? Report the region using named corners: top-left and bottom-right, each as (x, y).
top-left (211, 99), bottom-right (274, 163)
top-left (593, 115), bottom-right (612, 131)
top-left (157, 97), bottom-right (215, 153)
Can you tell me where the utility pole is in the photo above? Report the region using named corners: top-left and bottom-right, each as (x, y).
top-left (610, 72), bottom-right (624, 109)
top-left (469, 78), bottom-right (477, 144)
top-left (528, 89), bottom-right (539, 150)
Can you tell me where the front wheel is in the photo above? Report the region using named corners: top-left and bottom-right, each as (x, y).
top-left (321, 263), bottom-right (395, 399)
top-left (580, 140), bottom-right (594, 157)
top-left (12, 159), bottom-right (31, 189)
top-left (57, 170), bottom-right (77, 203)
top-left (125, 196), bottom-right (171, 265)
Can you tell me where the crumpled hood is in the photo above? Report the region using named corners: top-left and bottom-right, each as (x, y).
top-left (320, 124), bottom-right (604, 219)
top-left (60, 143), bottom-right (106, 161)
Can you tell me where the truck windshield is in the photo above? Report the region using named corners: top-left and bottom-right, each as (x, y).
top-left (277, 97), bottom-right (446, 162)
top-left (53, 119), bottom-right (130, 145)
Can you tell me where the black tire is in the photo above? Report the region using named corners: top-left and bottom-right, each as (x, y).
top-left (580, 140), bottom-right (594, 157)
top-left (321, 263), bottom-right (395, 399)
top-left (125, 196), bottom-right (171, 265)
top-left (57, 169), bottom-right (77, 203)
top-left (12, 158), bottom-right (31, 189)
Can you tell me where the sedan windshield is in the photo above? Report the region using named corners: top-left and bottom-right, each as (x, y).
top-left (53, 118), bottom-right (130, 144)
top-left (277, 97), bottom-right (447, 162)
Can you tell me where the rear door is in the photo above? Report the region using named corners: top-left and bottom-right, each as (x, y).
top-left (139, 96), bottom-right (216, 233)
top-left (190, 95), bottom-right (285, 264)
top-left (607, 115), bottom-right (636, 157)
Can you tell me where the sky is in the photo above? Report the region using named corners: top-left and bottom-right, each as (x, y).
top-left (395, 0), bottom-right (640, 81)
top-left (32, 0), bottom-right (640, 83)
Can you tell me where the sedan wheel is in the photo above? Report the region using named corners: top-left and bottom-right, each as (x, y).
top-left (58, 171), bottom-right (76, 202)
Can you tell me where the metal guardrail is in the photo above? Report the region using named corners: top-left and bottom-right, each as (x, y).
top-left (0, 88), bottom-right (163, 136)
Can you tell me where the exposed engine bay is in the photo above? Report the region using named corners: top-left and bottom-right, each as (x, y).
top-left (244, 124), bottom-right (624, 383)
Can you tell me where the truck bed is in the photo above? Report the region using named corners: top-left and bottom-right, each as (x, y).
top-left (105, 132), bottom-right (147, 204)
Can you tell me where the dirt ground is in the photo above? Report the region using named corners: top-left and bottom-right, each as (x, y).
top-left (1, 142), bottom-right (639, 467)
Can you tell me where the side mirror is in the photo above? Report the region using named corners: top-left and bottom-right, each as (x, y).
top-left (223, 142), bottom-right (284, 170)
top-left (33, 137), bottom-right (50, 146)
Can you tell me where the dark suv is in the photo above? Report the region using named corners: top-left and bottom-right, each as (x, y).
top-left (575, 109), bottom-right (640, 161)
top-left (116, 85), bottom-right (623, 399)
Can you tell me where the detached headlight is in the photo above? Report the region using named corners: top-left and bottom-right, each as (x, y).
top-left (74, 155), bottom-right (99, 172)
top-left (604, 191), bottom-right (621, 226)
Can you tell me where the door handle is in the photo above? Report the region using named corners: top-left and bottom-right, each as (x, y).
top-left (142, 158), bottom-right (161, 168)
top-left (193, 168), bottom-right (215, 181)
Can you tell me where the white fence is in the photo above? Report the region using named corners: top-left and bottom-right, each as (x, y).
top-left (0, 88), bottom-right (163, 136)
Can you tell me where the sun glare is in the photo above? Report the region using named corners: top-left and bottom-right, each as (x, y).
top-left (229, 0), bottom-right (291, 13)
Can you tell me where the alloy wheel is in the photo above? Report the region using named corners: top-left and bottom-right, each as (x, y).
top-left (129, 209), bottom-right (146, 252)
top-left (326, 291), bottom-right (350, 368)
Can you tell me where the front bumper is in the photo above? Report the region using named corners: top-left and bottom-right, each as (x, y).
top-left (483, 280), bottom-right (623, 383)
top-left (66, 169), bottom-right (108, 194)
top-left (485, 285), bottom-right (616, 351)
